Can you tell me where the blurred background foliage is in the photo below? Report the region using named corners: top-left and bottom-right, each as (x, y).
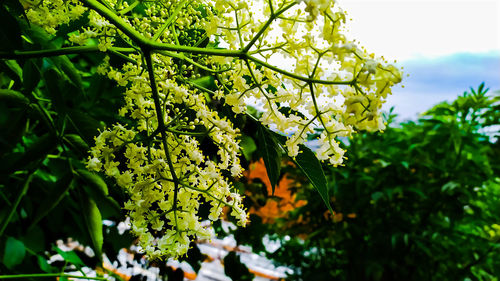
top-left (1, 0), bottom-right (500, 280)
top-left (232, 84), bottom-right (500, 281)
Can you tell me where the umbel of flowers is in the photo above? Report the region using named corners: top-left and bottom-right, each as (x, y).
top-left (24, 0), bottom-right (402, 258)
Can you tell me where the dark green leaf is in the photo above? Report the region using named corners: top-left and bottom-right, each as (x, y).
top-left (2, 60), bottom-right (23, 81)
top-left (30, 177), bottom-right (75, 228)
top-left (0, 4), bottom-right (22, 51)
top-left (54, 246), bottom-right (85, 267)
top-left (64, 134), bottom-right (90, 155)
top-left (21, 225), bottom-right (45, 253)
top-left (68, 110), bottom-right (104, 144)
top-left (190, 75), bottom-right (216, 91)
top-left (38, 255), bottom-right (56, 273)
top-left (0, 89), bottom-right (29, 106)
top-left (240, 135), bottom-right (257, 161)
top-left (22, 60), bottom-right (41, 94)
top-left (0, 133), bottom-right (56, 173)
top-left (78, 169), bottom-right (121, 219)
top-left (257, 124), bottom-right (281, 195)
top-left (80, 189), bottom-right (103, 264)
top-left (43, 68), bottom-right (65, 111)
top-left (3, 237), bottom-right (26, 269)
top-left (77, 169), bottom-right (108, 196)
top-left (104, 225), bottom-right (135, 257)
top-left (223, 251), bottom-right (253, 281)
top-left (49, 56), bottom-right (83, 90)
top-left (294, 144), bottom-right (334, 214)
top-left (371, 191), bottom-right (384, 202)
top-left (3, 0), bottom-right (29, 21)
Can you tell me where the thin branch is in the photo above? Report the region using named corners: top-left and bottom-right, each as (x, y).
top-left (242, 1), bottom-right (296, 53)
top-left (80, 0), bottom-right (243, 57)
top-left (0, 46), bottom-right (135, 59)
top-left (143, 49), bottom-right (180, 230)
top-left (0, 171), bottom-right (35, 237)
top-left (0, 274), bottom-right (108, 280)
top-left (247, 55), bottom-right (354, 85)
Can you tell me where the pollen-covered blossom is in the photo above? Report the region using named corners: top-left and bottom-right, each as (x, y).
top-left (25, 0), bottom-right (402, 259)
top-left (213, 0), bottom-right (402, 163)
top-left (86, 54), bottom-right (247, 258)
top-left (25, 0), bottom-right (87, 34)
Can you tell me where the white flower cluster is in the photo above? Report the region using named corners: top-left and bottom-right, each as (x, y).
top-left (87, 53), bottom-right (247, 258)
top-left (215, 0), bottom-right (402, 165)
top-left (25, 0), bottom-right (87, 35)
top-left (24, 0), bottom-right (402, 259)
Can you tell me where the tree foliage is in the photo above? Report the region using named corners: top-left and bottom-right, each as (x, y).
top-left (2, 0), bottom-right (498, 280)
top-left (233, 84), bottom-right (500, 280)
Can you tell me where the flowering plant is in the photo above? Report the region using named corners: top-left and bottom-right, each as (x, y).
top-left (1, 0), bottom-right (401, 261)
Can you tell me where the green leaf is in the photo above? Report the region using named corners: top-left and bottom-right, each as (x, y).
top-left (21, 225), bottom-right (46, 253)
top-left (223, 251), bottom-right (254, 281)
top-left (77, 169), bottom-right (121, 219)
top-left (240, 135), bottom-right (257, 161)
top-left (3, 237), bottom-right (26, 269)
top-left (0, 5), bottom-right (22, 51)
top-left (0, 89), bottom-right (29, 106)
top-left (0, 133), bottom-right (56, 173)
top-left (43, 68), bottom-right (65, 111)
top-left (54, 246), bottom-right (85, 267)
top-left (190, 75), bottom-right (216, 91)
top-left (294, 144), bottom-right (334, 214)
top-left (22, 60), bottom-right (41, 94)
top-left (22, 23), bottom-right (58, 49)
top-left (30, 177), bottom-right (75, 228)
top-left (256, 124), bottom-right (281, 195)
top-left (179, 243), bottom-right (206, 273)
top-left (64, 134), bottom-right (90, 155)
top-left (2, 60), bottom-right (23, 82)
top-left (3, 0), bottom-right (29, 22)
top-left (38, 255), bottom-right (55, 273)
top-left (49, 56), bottom-right (83, 90)
top-left (371, 191), bottom-right (384, 202)
top-left (80, 189), bottom-right (103, 264)
top-left (77, 169), bottom-right (108, 196)
top-left (104, 225), bottom-right (135, 256)
top-left (68, 110), bottom-right (104, 144)
top-left (442, 181), bottom-right (460, 193)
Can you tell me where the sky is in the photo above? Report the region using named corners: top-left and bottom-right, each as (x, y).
top-left (338, 0), bottom-right (500, 120)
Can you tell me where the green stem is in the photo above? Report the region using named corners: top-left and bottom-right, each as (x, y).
top-left (247, 55), bottom-right (354, 85)
top-left (2, 3), bottom-right (353, 86)
top-left (0, 172), bottom-right (35, 238)
top-left (267, 0), bottom-right (274, 15)
top-left (178, 181), bottom-right (237, 211)
top-left (234, 8), bottom-right (245, 49)
top-left (248, 43), bottom-right (287, 55)
top-left (152, 0), bottom-right (189, 41)
top-left (310, 51), bottom-right (326, 78)
top-left (181, 77), bottom-right (216, 95)
top-left (143, 50), bottom-right (179, 230)
top-left (167, 128), bottom-right (208, 136)
top-left (79, 0), bottom-right (243, 57)
top-left (0, 274), bottom-right (108, 280)
top-left (309, 82), bottom-right (327, 128)
top-left (0, 46), bottom-right (135, 59)
top-left (158, 51), bottom-right (230, 73)
top-left (242, 2), bottom-right (296, 53)
top-left (118, 0), bottom-right (139, 15)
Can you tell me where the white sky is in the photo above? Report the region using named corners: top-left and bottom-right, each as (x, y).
top-left (338, 0), bottom-right (500, 61)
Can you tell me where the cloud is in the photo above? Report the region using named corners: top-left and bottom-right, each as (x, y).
top-left (384, 52), bottom-right (500, 121)
top-left (340, 0), bottom-right (500, 61)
